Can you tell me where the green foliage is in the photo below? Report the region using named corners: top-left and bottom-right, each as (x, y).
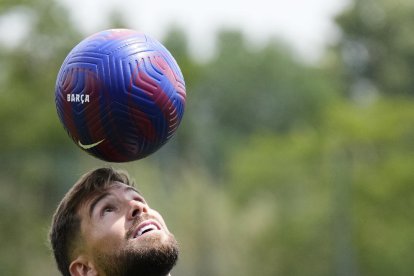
top-left (334, 0), bottom-right (414, 97)
top-left (227, 131), bottom-right (332, 275)
top-left (0, 1), bottom-right (83, 274)
top-left (1, 0), bottom-right (414, 275)
top-left (183, 30), bottom-right (338, 172)
top-left (0, 0), bottom-right (81, 152)
top-left (226, 98), bottom-right (414, 275)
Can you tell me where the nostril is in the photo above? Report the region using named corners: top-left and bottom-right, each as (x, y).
top-left (131, 208), bottom-right (139, 218)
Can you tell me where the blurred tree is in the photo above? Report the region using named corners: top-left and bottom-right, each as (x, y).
top-left (226, 98), bottom-right (414, 276)
top-left (1, 0), bottom-right (414, 275)
top-left (0, 0), bottom-right (80, 152)
top-left (187, 30), bottom-right (338, 173)
top-left (226, 130), bottom-right (333, 275)
top-left (0, 0), bottom-right (82, 274)
top-left (325, 99), bottom-right (414, 276)
top-left (333, 0), bottom-right (414, 97)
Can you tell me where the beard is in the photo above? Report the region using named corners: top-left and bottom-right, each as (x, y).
top-left (95, 232), bottom-right (179, 276)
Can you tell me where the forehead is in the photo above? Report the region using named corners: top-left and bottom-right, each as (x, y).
top-left (79, 182), bottom-right (141, 214)
top-left (101, 182), bottom-right (140, 196)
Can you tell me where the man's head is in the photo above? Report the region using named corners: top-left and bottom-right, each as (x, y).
top-left (49, 167), bottom-right (178, 276)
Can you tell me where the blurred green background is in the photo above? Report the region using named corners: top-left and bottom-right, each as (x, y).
top-left (1, 0), bottom-right (414, 275)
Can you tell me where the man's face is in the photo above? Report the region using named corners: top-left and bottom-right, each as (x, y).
top-left (77, 182), bottom-right (178, 276)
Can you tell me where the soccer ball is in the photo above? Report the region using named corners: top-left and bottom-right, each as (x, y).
top-left (55, 29), bottom-right (186, 162)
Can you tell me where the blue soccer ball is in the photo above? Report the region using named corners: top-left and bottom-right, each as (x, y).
top-left (55, 29), bottom-right (186, 162)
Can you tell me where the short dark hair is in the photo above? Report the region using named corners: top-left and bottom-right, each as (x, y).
top-left (49, 167), bottom-right (135, 276)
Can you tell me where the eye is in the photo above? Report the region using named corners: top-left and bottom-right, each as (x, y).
top-left (101, 205), bottom-right (117, 216)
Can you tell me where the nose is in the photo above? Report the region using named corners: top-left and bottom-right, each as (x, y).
top-left (127, 200), bottom-right (148, 220)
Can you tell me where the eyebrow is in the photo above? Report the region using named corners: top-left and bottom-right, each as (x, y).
top-left (88, 192), bottom-right (111, 218)
top-left (125, 186), bottom-right (141, 195)
top-left (88, 186), bottom-right (142, 218)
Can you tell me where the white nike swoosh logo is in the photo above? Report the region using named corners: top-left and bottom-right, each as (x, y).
top-left (78, 139), bottom-right (105, 149)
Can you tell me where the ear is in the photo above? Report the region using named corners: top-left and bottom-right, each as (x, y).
top-left (69, 255), bottom-right (98, 276)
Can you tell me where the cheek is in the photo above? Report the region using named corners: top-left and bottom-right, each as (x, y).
top-left (150, 209), bottom-right (170, 232)
top-left (89, 217), bottom-right (127, 252)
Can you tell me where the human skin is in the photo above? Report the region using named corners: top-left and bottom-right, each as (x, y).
top-left (69, 182), bottom-right (174, 276)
